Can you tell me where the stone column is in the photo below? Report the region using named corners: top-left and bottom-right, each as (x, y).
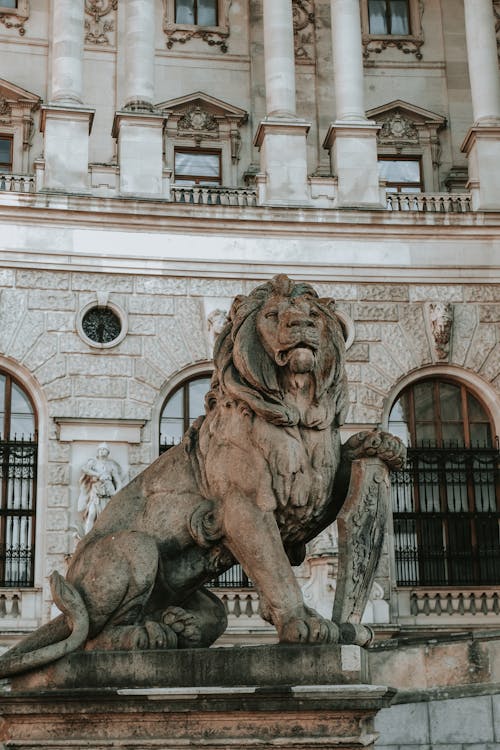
top-left (254, 0), bottom-right (311, 205)
top-left (322, 0), bottom-right (383, 207)
top-left (41, 0), bottom-right (94, 192)
top-left (113, 0), bottom-right (166, 197)
top-left (461, 0), bottom-right (500, 209)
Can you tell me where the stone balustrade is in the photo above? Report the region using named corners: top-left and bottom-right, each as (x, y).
top-left (171, 185), bottom-right (258, 207)
top-left (216, 589), bottom-right (261, 619)
top-left (0, 174), bottom-right (36, 193)
top-left (410, 588), bottom-right (500, 616)
top-left (0, 591), bottom-right (21, 619)
top-left (386, 192), bottom-right (472, 213)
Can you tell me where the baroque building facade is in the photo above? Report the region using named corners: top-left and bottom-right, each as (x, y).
top-left (0, 0), bottom-right (500, 727)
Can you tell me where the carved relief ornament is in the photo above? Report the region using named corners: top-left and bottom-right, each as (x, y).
top-left (84, 0), bottom-right (118, 46)
top-left (379, 111), bottom-right (419, 143)
top-left (428, 302), bottom-right (454, 361)
top-left (361, 0), bottom-right (424, 61)
top-left (292, 0), bottom-right (315, 63)
top-left (0, 0), bottom-right (29, 36)
top-left (178, 106), bottom-right (219, 136)
top-left (162, 0), bottom-right (230, 53)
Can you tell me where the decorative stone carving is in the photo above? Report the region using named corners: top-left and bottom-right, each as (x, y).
top-left (77, 443), bottom-right (123, 535)
top-left (178, 106), bottom-right (219, 136)
top-left (0, 276), bottom-right (405, 678)
top-left (361, 0), bottom-right (424, 61)
top-left (292, 0), bottom-right (315, 62)
top-left (162, 0), bottom-right (230, 53)
top-left (0, 0), bottom-right (29, 36)
top-left (428, 301), bottom-right (454, 361)
top-left (0, 79), bottom-right (40, 171)
top-left (379, 112), bottom-right (419, 144)
top-left (84, 0), bottom-right (117, 46)
top-left (207, 308), bottom-right (228, 347)
top-left (494, 0), bottom-right (500, 58)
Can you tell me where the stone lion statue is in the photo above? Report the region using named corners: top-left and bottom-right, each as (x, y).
top-left (0, 275), bottom-right (404, 677)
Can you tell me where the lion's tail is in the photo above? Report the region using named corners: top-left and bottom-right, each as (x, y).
top-left (0, 571), bottom-right (89, 678)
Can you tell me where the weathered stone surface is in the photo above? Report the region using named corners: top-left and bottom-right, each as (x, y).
top-left (129, 443), bottom-right (153, 465)
top-left (46, 509), bottom-right (68, 531)
top-left (451, 304), bottom-right (478, 365)
top-left (353, 303), bottom-right (399, 322)
top-left (128, 295), bottom-right (175, 315)
top-left (48, 397), bottom-right (78, 417)
top-left (77, 398), bottom-right (123, 419)
top-left (46, 486), bottom-right (70, 508)
top-left (128, 379), bottom-right (158, 404)
top-left (157, 317), bottom-right (193, 367)
top-left (481, 344), bottom-right (500, 383)
top-left (0, 290), bottom-right (26, 352)
top-left (429, 696), bottom-right (494, 744)
top-left (34, 355), bottom-right (67, 385)
top-left (134, 359), bottom-right (167, 389)
top-left (189, 278), bottom-right (244, 297)
top-left (314, 282), bottom-right (358, 300)
top-left (123, 401), bottom-right (152, 420)
top-left (355, 323), bottom-right (382, 341)
top-left (16, 270), bottom-right (69, 289)
top-left (0, 269), bottom-right (15, 286)
top-left (134, 276), bottom-right (188, 295)
top-left (127, 314), bottom-right (156, 335)
top-left (346, 343), bottom-right (369, 361)
top-left (72, 273), bottom-right (133, 293)
top-left (178, 297), bottom-right (211, 360)
top-left (67, 354), bottom-right (133, 376)
top-left (375, 702), bottom-right (429, 745)
top-left (10, 311), bottom-right (45, 361)
top-left (380, 325), bottom-right (417, 373)
top-left (479, 304), bottom-right (500, 323)
top-left (45, 531), bottom-right (69, 554)
top-left (73, 376), bottom-right (127, 398)
top-left (409, 285), bottom-right (464, 302)
top-left (28, 290), bottom-right (75, 310)
top-left (48, 464), bottom-right (70, 485)
top-left (44, 378), bottom-right (73, 401)
top-left (465, 285), bottom-right (500, 303)
top-left (46, 311), bottom-right (76, 332)
top-left (358, 385), bottom-right (385, 409)
top-left (22, 336), bottom-right (58, 371)
top-left (397, 306), bottom-right (432, 366)
top-left (358, 284), bottom-right (409, 302)
top-left (466, 324), bottom-right (497, 371)
top-left (143, 337), bottom-right (178, 379)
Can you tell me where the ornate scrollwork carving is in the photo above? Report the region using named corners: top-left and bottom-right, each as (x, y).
top-left (178, 105), bottom-right (219, 135)
top-left (292, 0), bottom-right (315, 62)
top-left (84, 0), bottom-right (118, 45)
top-left (165, 27), bottom-right (229, 52)
top-left (0, 0), bottom-right (29, 36)
top-left (362, 0), bottom-right (424, 61)
top-left (379, 111), bottom-right (419, 143)
top-left (0, 96), bottom-right (12, 123)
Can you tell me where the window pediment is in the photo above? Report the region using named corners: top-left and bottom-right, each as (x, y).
top-left (0, 78), bottom-right (40, 161)
top-left (367, 100), bottom-right (446, 145)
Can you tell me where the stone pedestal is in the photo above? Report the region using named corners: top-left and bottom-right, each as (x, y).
top-left (323, 122), bottom-right (383, 208)
top-left (254, 118), bottom-right (311, 205)
top-left (461, 124), bottom-right (500, 210)
top-left (112, 111), bottom-right (166, 197)
top-left (40, 106), bottom-right (94, 193)
top-left (0, 646), bottom-right (395, 750)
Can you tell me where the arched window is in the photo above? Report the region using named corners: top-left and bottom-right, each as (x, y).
top-left (389, 378), bottom-right (500, 587)
top-left (0, 371), bottom-right (37, 587)
top-left (158, 372), bottom-right (251, 588)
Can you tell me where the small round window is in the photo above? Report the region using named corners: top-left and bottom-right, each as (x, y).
top-left (78, 303), bottom-right (127, 349)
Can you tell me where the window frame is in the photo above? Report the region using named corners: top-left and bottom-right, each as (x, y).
top-left (0, 135), bottom-right (13, 173)
top-left (162, 0), bottom-right (229, 52)
top-left (174, 0), bottom-right (218, 26)
top-left (174, 147), bottom-right (222, 186)
top-left (0, 370), bottom-right (37, 589)
top-left (159, 372), bottom-right (212, 452)
top-left (390, 377), bottom-right (500, 588)
top-left (360, 0), bottom-right (423, 61)
top-left (367, 0), bottom-right (411, 36)
top-left (378, 155), bottom-right (423, 194)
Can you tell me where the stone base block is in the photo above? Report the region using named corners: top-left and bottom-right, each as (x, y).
top-left (0, 647), bottom-right (395, 750)
top-left (254, 117), bottom-right (311, 205)
top-left (40, 106), bottom-right (95, 193)
top-left (461, 123), bottom-right (500, 210)
top-left (112, 111), bottom-right (165, 197)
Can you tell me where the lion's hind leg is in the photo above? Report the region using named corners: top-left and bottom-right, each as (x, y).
top-left (159, 588), bottom-right (228, 648)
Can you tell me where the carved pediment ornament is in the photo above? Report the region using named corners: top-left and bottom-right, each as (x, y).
top-left (292, 0), bottom-right (315, 62)
top-left (178, 105), bottom-right (219, 135)
top-left (0, 96), bottom-right (12, 122)
top-left (379, 111), bottom-right (419, 143)
top-left (85, 0), bottom-right (118, 45)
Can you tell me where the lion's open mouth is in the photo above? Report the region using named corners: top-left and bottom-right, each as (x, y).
top-left (275, 343), bottom-right (317, 368)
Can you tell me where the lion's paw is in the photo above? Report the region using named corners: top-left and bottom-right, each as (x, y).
top-left (343, 430), bottom-right (406, 471)
top-left (280, 614), bottom-right (339, 645)
top-left (161, 606), bottom-right (202, 647)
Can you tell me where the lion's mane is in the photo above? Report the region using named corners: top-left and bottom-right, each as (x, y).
top-left (206, 275), bottom-right (348, 430)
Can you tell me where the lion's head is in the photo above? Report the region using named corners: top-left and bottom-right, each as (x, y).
top-left (208, 275), bottom-right (348, 429)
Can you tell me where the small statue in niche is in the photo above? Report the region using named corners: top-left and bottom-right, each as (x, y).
top-left (77, 443), bottom-right (123, 535)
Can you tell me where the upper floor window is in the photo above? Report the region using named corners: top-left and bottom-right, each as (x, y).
top-left (0, 0), bottom-right (17, 7)
top-left (390, 378), bottom-right (500, 587)
top-left (175, 0), bottom-right (217, 26)
top-left (368, 0), bottom-right (409, 35)
top-left (0, 371), bottom-right (37, 588)
top-left (0, 136), bottom-right (13, 173)
top-left (378, 157), bottom-right (422, 193)
top-left (174, 148), bottom-right (221, 186)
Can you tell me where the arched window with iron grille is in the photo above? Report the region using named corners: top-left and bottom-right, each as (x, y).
top-left (0, 371), bottom-right (37, 588)
top-left (159, 373), bottom-right (251, 589)
top-left (389, 378), bottom-right (500, 587)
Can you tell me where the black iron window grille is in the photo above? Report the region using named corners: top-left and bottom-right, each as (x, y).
top-left (392, 444), bottom-right (500, 587)
top-left (0, 436), bottom-right (37, 587)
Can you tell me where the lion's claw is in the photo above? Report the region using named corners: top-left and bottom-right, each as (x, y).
top-left (280, 614), bottom-right (339, 645)
top-left (161, 606), bottom-right (202, 647)
top-left (343, 430), bottom-right (406, 471)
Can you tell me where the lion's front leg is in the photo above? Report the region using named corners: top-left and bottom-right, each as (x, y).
top-left (222, 494), bottom-right (339, 645)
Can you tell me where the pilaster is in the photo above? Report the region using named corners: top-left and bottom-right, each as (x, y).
top-left (254, 117), bottom-right (311, 206)
top-left (40, 106), bottom-right (94, 193)
top-left (112, 111), bottom-right (166, 198)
